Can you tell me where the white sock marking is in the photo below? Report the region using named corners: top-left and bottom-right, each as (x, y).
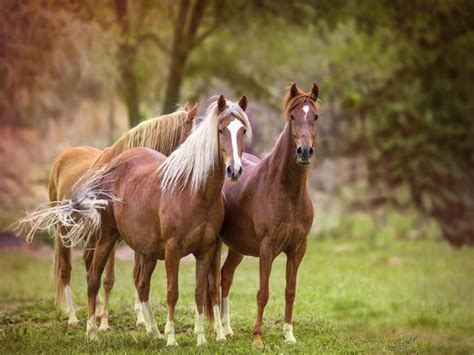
top-left (227, 119), bottom-right (244, 170)
top-left (221, 297), bottom-right (233, 336)
top-left (141, 301), bottom-right (161, 337)
top-left (213, 304), bottom-right (226, 341)
top-left (283, 322), bottom-right (297, 343)
top-left (165, 313), bottom-right (178, 346)
top-left (194, 308), bottom-right (207, 346)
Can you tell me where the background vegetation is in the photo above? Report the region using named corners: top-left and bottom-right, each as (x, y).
top-left (1, 0), bottom-right (473, 245)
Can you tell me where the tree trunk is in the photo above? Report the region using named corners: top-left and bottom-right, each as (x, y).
top-left (162, 52), bottom-right (187, 114)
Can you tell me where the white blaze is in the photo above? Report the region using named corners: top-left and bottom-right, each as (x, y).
top-left (302, 105), bottom-right (310, 121)
top-left (227, 119), bottom-right (244, 169)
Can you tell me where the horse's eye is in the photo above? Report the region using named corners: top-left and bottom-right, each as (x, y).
top-left (242, 128), bottom-right (247, 135)
top-left (314, 115), bottom-right (319, 121)
top-left (290, 115), bottom-right (295, 121)
top-left (219, 129), bottom-right (223, 134)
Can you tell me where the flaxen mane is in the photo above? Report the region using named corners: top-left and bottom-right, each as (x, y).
top-left (92, 109), bottom-right (191, 166)
top-left (160, 97), bottom-right (251, 194)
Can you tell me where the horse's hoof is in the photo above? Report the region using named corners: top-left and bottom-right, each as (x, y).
top-left (148, 329), bottom-right (164, 339)
top-left (252, 336), bottom-right (264, 348)
top-left (284, 337), bottom-right (297, 344)
top-left (87, 330), bottom-right (99, 341)
top-left (223, 327), bottom-right (234, 337)
top-left (166, 338), bottom-right (179, 346)
top-left (98, 323), bottom-right (110, 331)
top-left (196, 334), bottom-right (207, 346)
top-left (67, 320), bottom-right (79, 328)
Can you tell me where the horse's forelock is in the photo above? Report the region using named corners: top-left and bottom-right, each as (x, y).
top-left (282, 93), bottom-right (319, 121)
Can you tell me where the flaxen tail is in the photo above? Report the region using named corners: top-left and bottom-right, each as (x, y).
top-left (14, 166), bottom-right (118, 249)
top-left (205, 241), bottom-right (222, 322)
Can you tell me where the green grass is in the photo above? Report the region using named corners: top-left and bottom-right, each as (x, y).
top-left (1, 239), bottom-right (473, 354)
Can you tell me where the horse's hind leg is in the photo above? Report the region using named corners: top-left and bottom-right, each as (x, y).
top-left (84, 234), bottom-right (117, 340)
top-left (134, 256), bottom-right (162, 338)
top-left (164, 243), bottom-right (180, 346)
top-left (133, 252), bottom-right (146, 327)
top-left (54, 235), bottom-right (78, 326)
top-left (220, 248), bottom-right (244, 337)
top-left (99, 247), bottom-right (116, 331)
top-left (194, 245), bottom-right (225, 346)
top-left (283, 240), bottom-right (307, 343)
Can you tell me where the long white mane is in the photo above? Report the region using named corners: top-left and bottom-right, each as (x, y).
top-left (160, 97), bottom-right (251, 194)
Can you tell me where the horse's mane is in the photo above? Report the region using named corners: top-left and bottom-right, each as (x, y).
top-left (282, 92), bottom-right (319, 121)
top-left (160, 97), bottom-right (251, 194)
top-left (113, 109), bottom-right (189, 155)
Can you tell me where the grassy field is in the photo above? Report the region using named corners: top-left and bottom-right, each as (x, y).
top-left (0, 239), bottom-right (473, 354)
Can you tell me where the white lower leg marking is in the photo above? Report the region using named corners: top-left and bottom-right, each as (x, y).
top-left (141, 301), bottom-right (162, 338)
top-left (165, 313), bottom-right (178, 346)
top-left (194, 308), bottom-right (207, 346)
top-left (134, 291), bottom-right (145, 327)
top-left (221, 297), bottom-right (233, 336)
top-left (86, 315), bottom-right (98, 340)
top-left (213, 305), bottom-right (226, 341)
top-left (64, 286), bottom-right (78, 325)
top-left (283, 322), bottom-right (297, 343)
top-left (228, 119), bottom-right (244, 169)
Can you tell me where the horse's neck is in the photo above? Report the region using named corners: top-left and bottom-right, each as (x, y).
top-left (267, 123), bottom-right (309, 198)
top-left (90, 143), bottom-right (123, 168)
top-left (195, 160), bottom-right (225, 203)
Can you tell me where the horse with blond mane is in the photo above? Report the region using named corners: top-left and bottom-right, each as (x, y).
top-left (56, 94), bottom-right (251, 345)
top-left (212, 83), bottom-right (319, 347)
top-left (18, 104), bottom-right (197, 328)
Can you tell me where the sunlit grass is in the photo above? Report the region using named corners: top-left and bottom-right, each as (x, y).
top-left (0, 239), bottom-right (473, 353)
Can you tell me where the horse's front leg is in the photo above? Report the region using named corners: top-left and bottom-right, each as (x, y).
top-left (252, 241), bottom-right (275, 347)
top-left (164, 243), bottom-right (180, 346)
top-left (283, 239), bottom-right (307, 343)
top-left (135, 257), bottom-right (162, 338)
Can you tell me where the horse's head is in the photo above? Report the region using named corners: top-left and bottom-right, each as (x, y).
top-left (216, 94), bottom-right (250, 181)
top-left (283, 83), bottom-right (320, 165)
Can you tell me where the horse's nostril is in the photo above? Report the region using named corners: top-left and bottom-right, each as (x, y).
top-left (226, 166), bottom-right (232, 175)
top-left (296, 147), bottom-right (303, 155)
top-left (238, 166), bottom-right (242, 175)
top-left (308, 147), bottom-right (314, 156)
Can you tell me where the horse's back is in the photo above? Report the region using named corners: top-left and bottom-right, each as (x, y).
top-left (49, 146), bottom-right (102, 201)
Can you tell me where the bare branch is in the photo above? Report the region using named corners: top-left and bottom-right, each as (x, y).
top-left (137, 32), bottom-right (170, 53)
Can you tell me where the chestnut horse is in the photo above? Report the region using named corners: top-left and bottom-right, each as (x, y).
top-left (72, 95), bottom-right (251, 345)
top-left (21, 104), bottom-right (196, 327)
top-left (215, 83), bottom-right (319, 347)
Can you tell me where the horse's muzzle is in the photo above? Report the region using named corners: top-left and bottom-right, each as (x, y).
top-left (226, 165), bottom-right (242, 181)
top-left (296, 145), bottom-right (313, 165)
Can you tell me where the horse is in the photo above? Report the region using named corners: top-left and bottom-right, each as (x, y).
top-left (215, 83), bottom-right (319, 347)
top-left (20, 104), bottom-right (197, 328)
top-left (61, 94), bottom-right (251, 345)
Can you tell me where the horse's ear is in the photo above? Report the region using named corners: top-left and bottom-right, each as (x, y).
top-left (187, 103), bottom-right (198, 121)
top-left (217, 94), bottom-right (226, 112)
top-left (290, 83), bottom-right (302, 98)
top-left (238, 95), bottom-right (247, 111)
top-left (310, 83), bottom-right (319, 100)
top-left (182, 101), bottom-right (190, 111)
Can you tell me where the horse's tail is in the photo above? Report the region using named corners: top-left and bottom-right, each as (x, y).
top-left (13, 166), bottom-right (117, 248)
top-left (53, 234), bottom-right (68, 312)
top-left (205, 241), bottom-right (222, 322)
